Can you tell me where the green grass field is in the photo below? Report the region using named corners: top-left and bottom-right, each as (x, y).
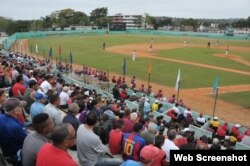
top-left (158, 47), bottom-right (250, 72)
top-left (29, 34), bottom-right (250, 89)
top-left (218, 91), bottom-right (250, 108)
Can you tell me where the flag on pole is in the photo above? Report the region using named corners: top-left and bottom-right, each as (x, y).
top-left (147, 62), bottom-right (152, 75)
top-left (212, 77), bottom-right (220, 93)
top-left (122, 58), bottom-right (126, 76)
top-left (69, 50), bottom-right (73, 64)
top-left (48, 47), bottom-right (52, 58)
top-left (175, 69), bottom-right (181, 91)
top-left (35, 44), bottom-right (38, 54)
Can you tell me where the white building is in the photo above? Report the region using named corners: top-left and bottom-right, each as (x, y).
top-left (109, 13), bottom-right (145, 29)
top-left (234, 28), bottom-right (250, 35)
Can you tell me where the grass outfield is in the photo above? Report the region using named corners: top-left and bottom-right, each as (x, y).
top-left (29, 34), bottom-right (250, 89)
top-left (218, 91), bottom-right (250, 108)
top-left (157, 47), bottom-right (250, 72)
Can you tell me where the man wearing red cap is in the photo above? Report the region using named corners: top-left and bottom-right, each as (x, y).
top-left (231, 124), bottom-right (241, 137)
top-left (120, 144), bottom-right (161, 166)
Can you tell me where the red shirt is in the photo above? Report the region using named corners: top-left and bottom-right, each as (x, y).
top-left (109, 130), bottom-right (123, 155)
top-left (120, 90), bottom-right (127, 100)
top-left (12, 83), bottom-right (26, 97)
top-left (217, 126), bottom-right (226, 137)
top-left (167, 110), bottom-right (176, 119)
top-left (37, 143), bottom-right (78, 166)
top-left (122, 117), bottom-right (134, 133)
top-left (245, 129), bottom-right (250, 136)
top-left (232, 126), bottom-right (240, 137)
top-left (222, 124), bottom-right (229, 131)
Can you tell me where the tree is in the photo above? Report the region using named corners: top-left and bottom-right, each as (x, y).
top-left (232, 17), bottom-right (250, 28)
top-left (202, 21), bottom-right (211, 27)
top-left (72, 11), bottom-right (89, 26)
top-left (0, 17), bottom-right (13, 32)
top-left (157, 17), bottom-right (172, 27)
top-left (57, 8), bottom-right (74, 28)
top-left (181, 18), bottom-right (199, 31)
top-left (6, 20), bottom-right (31, 35)
top-left (145, 13), bottom-right (154, 29)
top-left (218, 23), bottom-right (230, 30)
top-left (90, 7), bottom-right (108, 27)
top-left (41, 16), bottom-right (53, 29)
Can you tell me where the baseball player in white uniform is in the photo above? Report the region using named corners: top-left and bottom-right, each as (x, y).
top-left (132, 50), bottom-right (136, 61)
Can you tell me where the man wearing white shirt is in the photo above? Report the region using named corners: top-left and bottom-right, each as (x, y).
top-left (162, 129), bottom-right (179, 163)
top-left (172, 103), bottom-right (180, 116)
top-left (59, 86), bottom-right (70, 109)
top-left (184, 107), bottom-right (193, 118)
top-left (40, 75), bottom-right (52, 94)
top-left (131, 50), bottom-right (136, 62)
top-left (44, 94), bottom-right (63, 125)
top-left (196, 113), bottom-right (207, 126)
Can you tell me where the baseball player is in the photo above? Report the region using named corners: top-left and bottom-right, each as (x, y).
top-left (103, 42), bottom-right (106, 50)
top-left (149, 43), bottom-right (153, 52)
top-left (132, 50), bottom-right (136, 61)
top-left (149, 38), bottom-right (154, 52)
top-left (225, 46), bottom-right (229, 56)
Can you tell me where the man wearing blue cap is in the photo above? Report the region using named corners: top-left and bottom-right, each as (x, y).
top-left (30, 92), bottom-right (47, 119)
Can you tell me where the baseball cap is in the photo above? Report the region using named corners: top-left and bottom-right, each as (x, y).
top-left (84, 91), bottom-right (90, 96)
top-left (235, 124), bottom-right (241, 128)
top-left (214, 116), bottom-right (218, 120)
top-left (140, 145), bottom-right (159, 162)
top-left (35, 92), bottom-right (47, 100)
top-left (130, 112), bottom-right (138, 122)
top-left (3, 98), bottom-right (27, 112)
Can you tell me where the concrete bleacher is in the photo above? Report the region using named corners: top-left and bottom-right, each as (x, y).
top-left (189, 125), bottom-right (213, 139)
top-left (151, 111), bottom-right (172, 123)
top-left (62, 75), bottom-right (114, 99)
top-left (235, 142), bottom-right (250, 150)
top-left (125, 100), bottom-right (139, 110)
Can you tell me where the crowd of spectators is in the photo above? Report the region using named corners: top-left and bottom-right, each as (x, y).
top-left (0, 51), bottom-right (249, 166)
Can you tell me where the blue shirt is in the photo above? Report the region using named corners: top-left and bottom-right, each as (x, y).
top-left (0, 114), bottom-right (28, 157)
top-left (122, 133), bottom-right (146, 161)
top-left (22, 74), bottom-right (30, 88)
top-left (30, 102), bottom-right (45, 119)
top-left (121, 160), bottom-right (141, 166)
top-left (63, 114), bottom-right (80, 131)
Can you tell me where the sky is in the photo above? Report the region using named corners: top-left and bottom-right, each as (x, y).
top-left (0, 0), bottom-right (250, 20)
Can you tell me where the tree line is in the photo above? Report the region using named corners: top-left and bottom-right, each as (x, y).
top-left (0, 7), bottom-right (249, 35)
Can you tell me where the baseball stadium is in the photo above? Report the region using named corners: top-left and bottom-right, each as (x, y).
top-left (0, 0), bottom-right (250, 165)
